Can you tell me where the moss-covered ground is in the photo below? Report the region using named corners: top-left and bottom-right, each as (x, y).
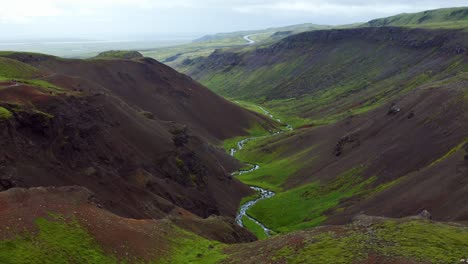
top-left (0, 217), bottom-right (117, 264)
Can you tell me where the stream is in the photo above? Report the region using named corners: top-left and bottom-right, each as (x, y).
top-left (231, 106), bottom-right (293, 237)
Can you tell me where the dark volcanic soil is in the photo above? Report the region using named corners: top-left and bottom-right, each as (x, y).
top-left (0, 53), bottom-right (275, 221)
top-left (256, 78), bottom-right (468, 223)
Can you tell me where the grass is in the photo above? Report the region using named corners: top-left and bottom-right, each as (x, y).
top-left (22, 79), bottom-right (64, 92)
top-left (283, 232), bottom-right (369, 264)
top-left (0, 77), bottom-right (65, 96)
top-left (429, 138), bottom-right (468, 167)
top-left (0, 107), bottom-right (12, 119)
top-left (236, 145), bottom-right (311, 192)
top-left (0, 57), bottom-right (40, 79)
top-left (159, 226), bottom-right (226, 264)
top-left (142, 23), bottom-right (332, 68)
top-left (241, 216), bottom-right (269, 240)
top-left (268, 219), bottom-right (468, 264)
top-left (239, 192), bottom-right (261, 207)
top-left (246, 167), bottom-right (373, 233)
top-left (375, 220), bottom-right (468, 263)
top-left (0, 216), bottom-right (117, 264)
top-left (1, 215), bottom-right (466, 264)
top-left (0, 56), bottom-right (64, 96)
top-left (222, 122), bottom-right (272, 152)
top-left (367, 7), bottom-right (468, 29)
top-left (231, 136), bottom-right (407, 235)
top-left (93, 50), bottom-right (143, 60)
top-left (0, 215), bottom-right (228, 264)
top-left (184, 24), bottom-right (468, 128)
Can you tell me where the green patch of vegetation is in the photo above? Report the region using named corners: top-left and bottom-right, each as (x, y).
top-left (0, 217), bottom-right (117, 264)
top-left (289, 232), bottom-right (369, 264)
top-left (0, 76), bottom-right (64, 94)
top-left (143, 23), bottom-right (333, 68)
top-left (367, 7), bottom-right (468, 29)
top-left (268, 219), bottom-right (468, 264)
top-left (160, 226), bottom-right (226, 264)
top-left (186, 26), bottom-right (465, 128)
top-left (0, 107), bottom-right (12, 119)
top-left (233, 100), bottom-right (271, 117)
top-left (222, 122), bottom-right (271, 152)
top-left (175, 157), bottom-right (185, 169)
top-left (0, 57), bottom-right (40, 79)
top-left (22, 79), bottom-right (64, 93)
top-left (429, 139), bottom-right (468, 167)
top-left (375, 220), bottom-right (468, 263)
top-left (236, 145), bottom-right (311, 192)
top-left (246, 167), bottom-right (373, 233)
top-left (33, 109), bottom-right (54, 119)
top-left (241, 216), bottom-right (268, 240)
top-left (93, 50), bottom-right (143, 60)
top-left (239, 192), bottom-right (261, 207)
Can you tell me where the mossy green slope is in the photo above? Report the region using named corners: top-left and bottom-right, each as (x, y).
top-left (2, 214), bottom-right (467, 264)
top-left (0, 217), bottom-right (117, 264)
top-left (185, 27), bottom-right (468, 127)
top-left (0, 107), bottom-right (12, 119)
top-left (367, 7), bottom-right (468, 29)
top-left (0, 216), bottom-right (227, 264)
top-left (0, 57), bottom-right (40, 79)
top-left (159, 226), bottom-right (226, 264)
top-left (93, 50), bottom-right (143, 60)
top-left (219, 218), bottom-right (468, 264)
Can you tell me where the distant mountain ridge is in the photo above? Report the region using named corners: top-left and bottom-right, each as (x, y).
top-left (193, 23), bottom-right (333, 43)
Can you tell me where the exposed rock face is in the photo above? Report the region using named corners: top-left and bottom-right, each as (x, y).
top-left (387, 103), bottom-right (401, 115)
top-left (266, 27), bottom-right (467, 55)
top-left (334, 133), bottom-right (361, 157)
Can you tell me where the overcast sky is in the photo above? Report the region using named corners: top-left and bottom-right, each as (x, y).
top-left (1, 0), bottom-right (468, 39)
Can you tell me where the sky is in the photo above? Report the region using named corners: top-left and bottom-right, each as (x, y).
top-left (0, 0), bottom-right (468, 40)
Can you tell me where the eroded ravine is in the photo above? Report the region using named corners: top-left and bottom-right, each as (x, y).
top-left (231, 107), bottom-right (292, 237)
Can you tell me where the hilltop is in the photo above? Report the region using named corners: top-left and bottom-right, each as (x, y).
top-left (367, 7), bottom-right (468, 29)
top-left (93, 50), bottom-right (144, 59)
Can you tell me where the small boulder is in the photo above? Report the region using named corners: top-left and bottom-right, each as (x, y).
top-left (418, 209), bottom-right (432, 220)
top-left (387, 103), bottom-right (401, 115)
top-left (141, 111), bottom-right (154, 120)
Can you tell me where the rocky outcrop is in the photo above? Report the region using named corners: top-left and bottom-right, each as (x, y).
top-left (263, 27), bottom-right (467, 55)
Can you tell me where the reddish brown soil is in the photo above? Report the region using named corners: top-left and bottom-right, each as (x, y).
top-left (0, 187), bottom-right (254, 261)
top-left (0, 85), bottom-right (55, 104)
top-left (9, 55), bottom-right (275, 142)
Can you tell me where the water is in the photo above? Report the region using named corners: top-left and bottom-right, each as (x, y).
top-left (230, 105), bottom-right (295, 237)
top-left (235, 186), bottom-right (276, 236)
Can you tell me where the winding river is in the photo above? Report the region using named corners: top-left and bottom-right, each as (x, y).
top-left (231, 106), bottom-right (293, 237)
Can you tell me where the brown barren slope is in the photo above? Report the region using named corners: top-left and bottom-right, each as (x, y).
top-left (0, 53), bottom-right (275, 224)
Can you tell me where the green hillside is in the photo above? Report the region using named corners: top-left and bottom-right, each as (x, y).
top-left (93, 50), bottom-right (143, 60)
top-left (0, 56), bottom-right (41, 79)
top-left (183, 27), bottom-right (468, 127)
top-left (367, 7), bottom-right (468, 29)
top-left (141, 23), bottom-right (336, 69)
